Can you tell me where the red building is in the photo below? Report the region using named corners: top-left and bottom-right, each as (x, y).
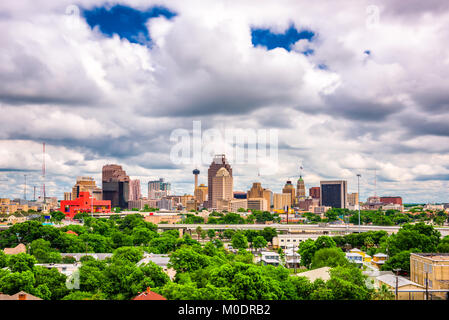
top-left (309, 187), bottom-right (320, 199)
top-left (380, 196), bottom-right (402, 205)
top-left (60, 192), bottom-right (111, 219)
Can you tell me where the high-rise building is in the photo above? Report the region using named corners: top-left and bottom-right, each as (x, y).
top-left (207, 154), bottom-right (232, 209)
top-left (102, 164), bottom-right (130, 209)
top-left (380, 196), bottom-right (402, 205)
top-left (247, 198), bottom-right (267, 211)
top-left (296, 176), bottom-right (306, 201)
top-left (211, 167), bottom-right (233, 209)
top-left (347, 192), bottom-right (359, 206)
top-left (71, 176), bottom-right (102, 201)
top-left (282, 181), bottom-right (296, 207)
top-left (247, 182), bottom-right (272, 209)
top-left (233, 191), bottom-right (247, 199)
top-left (129, 179), bottom-right (141, 201)
top-left (320, 180), bottom-right (347, 209)
top-left (309, 187), bottom-right (320, 200)
top-left (148, 178), bottom-right (171, 200)
top-left (273, 193), bottom-right (291, 210)
top-left (194, 184), bottom-right (208, 204)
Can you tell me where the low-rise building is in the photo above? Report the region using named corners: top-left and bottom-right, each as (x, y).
top-left (247, 198), bottom-right (267, 211)
top-left (3, 243), bottom-right (26, 255)
top-left (259, 251), bottom-right (281, 266)
top-left (372, 253), bottom-right (389, 269)
top-left (0, 291), bottom-right (42, 300)
top-left (410, 253), bottom-right (449, 300)
top-left (144, 212), bottom-right (181, 224)
top-left (284, 247), bottom-right (301, 269)
top-left (272, 233), bottom-right (320, 249)
top-left (295, 267), bottom-right (331, 282)
top-left (376, 274), bottom-right (425, 300)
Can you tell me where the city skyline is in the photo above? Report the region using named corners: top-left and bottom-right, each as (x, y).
top-left (1, 1), bottom-right (449, 203)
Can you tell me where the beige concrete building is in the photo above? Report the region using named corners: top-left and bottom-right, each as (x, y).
top-left (72, 176), bottom-right (102, 200)
top-left (348, 192), bottom-right (359, 206)
top-left (273, 193), bottom-right (291, 210)
top-left (194, 184), bottom-right (208, 204)
top-left (282, 181), bottom-right (296, 207)
top-left (229, 199), bottom-right (247, 212)
top-left (180, 195), bottom-right (195, 208)
top-left (376, 274), bottom-right (425, 300)
top-left (144, 214), bottom-right (181, 224)
top-left (211, 167), bottom-right (233, 209)
top-left (410, 253), bottom-right (449, 299)
top-left (247, 182), bottom-right (272, 209)
top-left (247, 198), bottom-right (267, 211)
top-left (186, 200), bottom-right (198, 212)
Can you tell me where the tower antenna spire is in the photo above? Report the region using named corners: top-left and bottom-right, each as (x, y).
top-left (42, 142), bottom-right (46, 203)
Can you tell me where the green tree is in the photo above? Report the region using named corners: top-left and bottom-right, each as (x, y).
top-left (372, 284), bottom-right (395, 300)
top-left (8, 253), bottom-right (37, 272)
top-left (169, 247), bottom-right (211, 273)
top-left (310, 247), bottom-right (348, 269)
top-left (29, 239), bottom-right (62, 263)
top-left (231, 232), bottom-right (248, 250)
top-left (112, 247), bottom-right (144, 264)
top-left (252, 236), bottom-right (268, 251)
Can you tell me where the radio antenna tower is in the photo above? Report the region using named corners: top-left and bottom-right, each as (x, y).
top-left (374, 168), bottom-right (377, 197)
top-left (42, 142), bottom-right (46, 203)
top-left (24, 174), bottom-right (27, 200)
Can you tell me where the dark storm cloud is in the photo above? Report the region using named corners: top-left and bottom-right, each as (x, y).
top-left (0, 50), bottom-right (102, 106)
top-left (384, 0), bottom-right (449, 15)
top-left (323, 91), bottom-right (404, 122)
top-left (400, 115), bottom-right (449, 137)
top-left (415, 173), bottom-right (449, 181)
top-left (413, 89), bottom-right (449, 114)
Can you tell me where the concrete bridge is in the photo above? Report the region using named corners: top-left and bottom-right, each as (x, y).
top-left (157, 223), bottom-right (449, 238)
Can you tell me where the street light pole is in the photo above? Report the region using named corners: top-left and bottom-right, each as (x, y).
top-left (357, 174), bottom-right (361, 233)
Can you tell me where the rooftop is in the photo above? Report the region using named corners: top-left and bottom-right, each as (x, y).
top-left (132, 288), bottom-right (166, 300)
top-left (295, 267), bottom-right (331, 282)
top-left (411, 253), bottom-right (449, 261)
top-left (377, 274), bottom-right (423, 288)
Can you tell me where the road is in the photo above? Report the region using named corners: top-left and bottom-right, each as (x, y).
top-left (157, 223), bottom-right (449, 237)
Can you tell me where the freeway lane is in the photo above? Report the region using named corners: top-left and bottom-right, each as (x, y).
top-left (157, 223), bottom-right (449, 237)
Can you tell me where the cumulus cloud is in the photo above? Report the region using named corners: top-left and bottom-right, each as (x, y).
top-left (0, 0), bottom-right (448, 202)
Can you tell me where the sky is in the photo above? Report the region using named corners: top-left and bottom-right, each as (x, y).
top-left (1, 0), bottom-right (449, 203)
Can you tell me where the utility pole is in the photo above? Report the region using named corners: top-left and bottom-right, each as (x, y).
top-left (426, 271), bottom-right (429, 300)
top-left (357, 174), bottom-right (361, 233)
top-left (394, 268), bottom-right (400, 300)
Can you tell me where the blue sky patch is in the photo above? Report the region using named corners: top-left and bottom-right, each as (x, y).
top-left (82, 5), bottom-right (176, 45)
top-left (251, 25), bottom-right (315, 52)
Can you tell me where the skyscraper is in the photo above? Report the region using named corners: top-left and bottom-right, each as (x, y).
top-left (102, 164), bottom-right (130, 209)
top-left (194, 184), bottom-right (208, 204)
top-left (309, 187), bottom-right (320, 200)
top-left (129, 179), bottom-right (141, 201)
top-left (148, 178), bottom-right (171, 200)
top-left (207, 154), bottom-right (232, 209)
top-left (71, 176), bottom-right (102, 201)
top-left (211, 167), bottom-right (233, 209)
top-left (282, 180), bottom-right (296, 207)
top-left (247, 182), bottom-right (272, 210)
top-left (320, 180), bottom-right (348, 209)
top-left (296, 176), bottom-right (306, 201)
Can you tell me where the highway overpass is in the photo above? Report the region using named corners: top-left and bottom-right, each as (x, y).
top-left (157, 223), bottom-right (449, 237)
